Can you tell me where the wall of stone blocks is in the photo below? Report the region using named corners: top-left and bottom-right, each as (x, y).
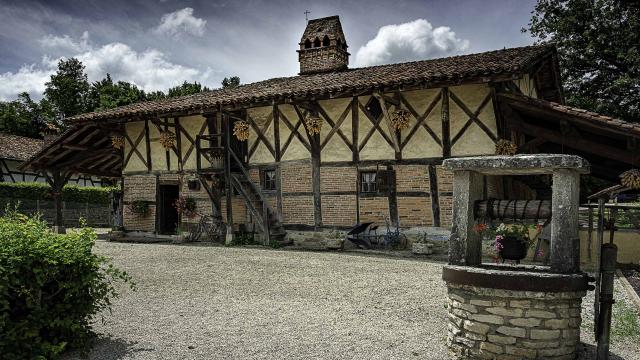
top-left (447, 284), bottom-right (584, 360)
top-left (436, 166), bottom-right (454, 228)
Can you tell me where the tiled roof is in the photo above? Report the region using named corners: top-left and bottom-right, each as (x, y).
top-left (499, 93), bottom-right (640, 137)
top-left (67, 44), bottom-right (555, 123)
top-left (0, 133), bottom-right (45, 161)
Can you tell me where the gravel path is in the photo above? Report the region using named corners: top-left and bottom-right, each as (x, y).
top-left (63, 241), bottom-right (639, 359)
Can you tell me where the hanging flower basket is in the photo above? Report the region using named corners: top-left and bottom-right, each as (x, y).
top-left (390, 109), bottom-right (411, 132)
top-left (159, 131), bottom-right (176, 150)
top-left (111, 135), bottom-right (125, 149)
top-left (233, 121), bottom-right (250, 141)
top-left (495, 139), bottom-right (518, 156)
top-left (304, 115), bottom-right (323, 135)
top-left (620, 169), bottom-right (640, 189)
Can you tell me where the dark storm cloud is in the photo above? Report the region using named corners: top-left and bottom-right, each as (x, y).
top-left (0, 0), bottom-right (537, 100)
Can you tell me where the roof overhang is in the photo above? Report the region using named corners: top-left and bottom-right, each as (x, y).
top-left (498, 93), bottom-right (639, 181)
top-left (20, 123), bottom-right (123, 178)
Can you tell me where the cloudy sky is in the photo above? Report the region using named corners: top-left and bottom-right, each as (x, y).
top-left (0, 0), bottom-right (538, 101)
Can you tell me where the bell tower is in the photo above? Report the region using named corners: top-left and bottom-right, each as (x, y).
top-left (297, 16), bottom-right (349, 75)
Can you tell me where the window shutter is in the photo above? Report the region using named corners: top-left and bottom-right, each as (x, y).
top-left (376, 169), bottom-right (395, 194)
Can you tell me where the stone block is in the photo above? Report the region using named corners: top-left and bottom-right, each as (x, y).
top-left (509, 318), bottom-right (541, 328)
top-left (563, 329), bottom-right (580, 339)
top-left (470, 299), bottom-right (493, 307)
top-left (449, 292), bottom-right (466, 303)
top-left (469, 314), bottom-right (504, 325)
top-left (530, 329), bottom-right (561, 340)
top-left (454, 336), bottom-right (476, 348)
top-left (488, 334), bottom-right (516, 345)
top-left (520, 340), bottom-right (560, 349)
top-left (464, 320), bottom-right (491, 335)
top-left (538, 346), bottom-right (574, 357)
top-left (480, 342), bottom-right (504, 354)
top-left (505, 346), bottom-right (537, 358)
top-left (452, 300), bottom-right (478, 313)
top-left (465, 331), bottom-right (486, 341)
top-left (486, 307), bottom-right (523, 317)
top-left (544, 319), bottom-right (569, 329)
top-left (496, 326), bottom-right (526, 338)
top-left (525, 309), bottom-right (556, 319)
top-left (510, 300), bottom-right (531, 308)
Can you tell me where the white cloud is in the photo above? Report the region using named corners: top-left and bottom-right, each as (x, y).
top-left (39, 31), bottom-right (91, 54)
top-left (153, 7), bottom-right (206, 38)
top-left (354, 19), bottom-right (469, 67)
top-left (0, 32), bottom-right (213, 101)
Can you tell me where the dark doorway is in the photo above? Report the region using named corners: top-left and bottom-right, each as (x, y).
top-left (158, 184), bottom-right (179, 235)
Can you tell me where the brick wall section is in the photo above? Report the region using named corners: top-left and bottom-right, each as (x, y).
top-left (359, 197), bottom-right (389, 224)
top-left (179, 174), bottom-right (214, 224)
top-left (281, 160), bottom-right (312, 193)
top-left (220, 196), bottom-right (247, 226)
top-left (395, 165), bottom-right (430, 192)
top-left (123, 175), bottom-right (156, 232)
top-left (282, 196), bottom-right (314, 225)
top-left (322, 195), bottom-right (357, 226)
top-left (397, 196), bottom-right (432, 227)
top-left (447, 283), bottom-right (584, 360)
top-left (437, 166), bottom-right (454, 228)
top-left (320, 167), bottom-right (356, 192)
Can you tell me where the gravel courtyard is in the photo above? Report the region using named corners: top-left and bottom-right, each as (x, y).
top-left (63, 241), bottom-right (639, 360)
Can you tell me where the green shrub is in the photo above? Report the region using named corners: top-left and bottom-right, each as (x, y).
top-left (0, 182), bottom-right (119, 204)
top-left (0, 209), bottom-right (133, 359)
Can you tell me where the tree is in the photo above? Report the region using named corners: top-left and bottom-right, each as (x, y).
top-left (0, 93), bottom-right (52, 138)
top-left (88, 74), bottom-right (146, 111)
top-left (44, 58), bottom-right (90, 121)
top-left (525, 0), bottom-right (640, 122)
top-left (166, 81), bottom-right (210, 98)
top-left (221, 76), bottom-right (240, 89)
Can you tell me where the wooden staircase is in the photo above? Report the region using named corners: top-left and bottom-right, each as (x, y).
top-left (196, 133), bottom-right (287, 245)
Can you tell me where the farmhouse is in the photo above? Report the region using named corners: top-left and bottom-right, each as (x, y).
top-left (22, 16), bottom-right (640, 241)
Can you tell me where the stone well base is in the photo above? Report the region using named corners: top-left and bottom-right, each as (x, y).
top-left (443, 265), bottom-right (589, 360)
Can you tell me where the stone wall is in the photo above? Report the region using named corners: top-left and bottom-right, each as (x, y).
top-left (447, 283), bottom-right (584, 360)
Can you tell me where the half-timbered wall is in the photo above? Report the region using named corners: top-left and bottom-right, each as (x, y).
top-left (0, 158), bottom-right (102, 186)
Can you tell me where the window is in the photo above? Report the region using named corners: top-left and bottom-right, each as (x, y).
top-left (365, 97), bottom-right (383, 120)
top-left (322, 35), bottom-right (330, 47)
top-left (262, 169), bottom-right (276, 191)
top-left (304, 39), bottom-right (312, 49)
top-left (313, 37), bottom-right (321, 48)
top-left (360, 171), bottom-right (377, 193)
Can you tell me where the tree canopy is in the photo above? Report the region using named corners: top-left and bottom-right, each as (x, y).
top-left (526, 0), bottom-right (640, 122)
top-left (222, 76), bottom-right (240, 89)
top-left (0, 58), bottom-right (224, 138)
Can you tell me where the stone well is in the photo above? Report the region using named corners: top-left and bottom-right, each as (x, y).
top-left (441, 155), bottom-right (592, 360)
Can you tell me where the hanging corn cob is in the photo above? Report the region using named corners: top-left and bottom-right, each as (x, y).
top-left (304, 115), bottom-right (323, 135)
top-left (620, 169), bottom-right (640, 189)
top-left (159, 131), bottom-right (176, 150)
top-left (390, 109), bottom-right (411, 131)
top-left (233, 121), bottom-right (250, 141)
top-left (110, 135), bottom-right (125, 149)
top-left (495, 139), bottom-right (518, 156)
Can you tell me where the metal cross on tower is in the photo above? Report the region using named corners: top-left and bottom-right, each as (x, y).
top-left (304, 10), bottom-right (310, 22)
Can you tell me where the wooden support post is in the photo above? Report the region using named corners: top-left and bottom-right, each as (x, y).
top-left (311, 140), bottom-right (322, 229)
top-left (273, 105), bottom-right (281, 162)
top-left (352, 97), bottom-right (359, 163)
top-left (587, 201), bottom-right (594, 262)
top-left (222, 111), bottom-right (234, 244)
top-left (450, 170), bottom-right (483, 265)
top-left (428, 165), bottom-right (441, 227)
top-left (175, 117), bottom-right (183, 172)
top-left (550, 169), bottom-right (581, 273)
top-left (441, 88), bottom-right (451, 158)
top-left (144, 119), bottom-right (152, 172)
top-left (273, 105), bottom-right (284, 222)
top-left (45, 169), bottom-right (69, 234)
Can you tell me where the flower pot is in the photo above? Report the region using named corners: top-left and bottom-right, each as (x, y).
top-left (499, 236), bottom-right (528, 261)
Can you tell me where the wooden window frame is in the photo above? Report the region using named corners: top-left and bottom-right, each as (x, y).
top-left (261, 168), bottom-right (277, 192)
top-left (359, 170), bottom-right (378, 194)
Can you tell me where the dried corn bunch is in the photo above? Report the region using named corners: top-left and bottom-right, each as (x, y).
top-left (495, 139), bottom-right (518, 156)
top-left (159, 131), bottom-right (176, 149)
top-left (305, 115), bottom-right (323, 135)
top-left (233, 121), bottom-right (250, 141)
top-left (110, 135), bottom-right (125, 149)
top-left (391, 109), bottom-right (411, 131)
top-left (620, 169), bottom-right (640, 189)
